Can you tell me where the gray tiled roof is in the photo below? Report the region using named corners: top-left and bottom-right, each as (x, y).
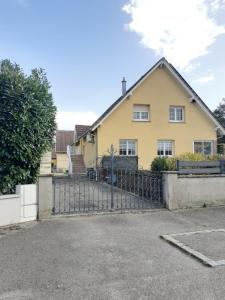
top-left (75, 125), bottom-right (91, 140)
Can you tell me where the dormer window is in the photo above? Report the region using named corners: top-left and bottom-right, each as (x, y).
top-left (133, 105), bottom-right (150, 121)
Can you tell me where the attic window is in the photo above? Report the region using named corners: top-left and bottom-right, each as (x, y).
top-left (133, 105), bottom-right (149, 121)
top-left (169, 106), bottom-right (184, 122)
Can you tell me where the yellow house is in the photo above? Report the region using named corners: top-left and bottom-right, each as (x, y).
top-left (74, 57), bottom-right (225, 171)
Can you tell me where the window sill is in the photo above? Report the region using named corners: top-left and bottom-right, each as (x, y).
top-left (169, 121), bottom-right (185, 123)
top-left (132, 120), bottom-right (151, 122)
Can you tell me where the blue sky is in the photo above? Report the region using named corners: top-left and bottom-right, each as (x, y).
top-left (0, 0), bottom-right (225, 129)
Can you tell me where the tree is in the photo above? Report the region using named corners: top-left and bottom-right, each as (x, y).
top-left (214, 98), bottom-right (225, 154)
top-left (0, 60), bottom-right (56, 194)
top-left (214, 98), bottom-right (225, 128)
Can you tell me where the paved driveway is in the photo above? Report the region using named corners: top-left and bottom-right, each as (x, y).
top-left (1, 207), bottom-right (225, 299)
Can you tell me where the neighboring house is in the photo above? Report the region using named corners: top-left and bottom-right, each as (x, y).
top-left (69, 125), bottom-right (91, 174)
top-left (54, 130), bottom-right (74, 172)
top-left (74, 125), bottom-right (91, 155)
top-left (72, 57), bottom-right (225, 172)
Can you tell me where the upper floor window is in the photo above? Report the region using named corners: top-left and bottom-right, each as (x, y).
top-left (133, 105), bottom-right (149, 121)
top-left (119, 140), bottom-right (136, 156)
top-left (157, 140), bottom-right (174, 156)
top-left (169, 106), bottom-right (184, 122)
top-left (194, 141), bottom-right (213, 155)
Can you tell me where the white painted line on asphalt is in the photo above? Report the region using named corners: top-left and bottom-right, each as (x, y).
top-left (161, 229), bottom-right (225, 267)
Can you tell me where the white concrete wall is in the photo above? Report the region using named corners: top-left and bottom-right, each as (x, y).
top-left (0, 184), bottom-right (37, 227)
top-left (40, 151), bottom-right (52, 175)
top-left (38, 175), bottom-right (52, 219)
top-left (0, 195), bottom-right (21, 227)
top-left (163, 172), bottom-right (225, 210)
top-left (16, 184), bottom-right (37, 222)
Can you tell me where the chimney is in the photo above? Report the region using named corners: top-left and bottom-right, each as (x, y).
top-left (121, 77), bottom-right (127, 96)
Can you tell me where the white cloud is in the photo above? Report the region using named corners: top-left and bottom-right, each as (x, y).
top-left (123, 0), bottom-right (225, 69)
top-left (195, 74), bottom-right (215, 83)
top-left (56, 111), bottom-right (98, 130)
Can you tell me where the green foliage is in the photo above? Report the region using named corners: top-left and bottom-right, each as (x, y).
top-left (151, 152), bottom-right (225, 172)
top-left (213, 98), bottom-right (225, 154)
top-left (0, 59), bottom-right (56, 194)
top-left (151, 156), bottom-right (176, 172)
top-left (214, 98), bottom-right (225, 128)
top-left (177, 152), bottom-right (206, 161)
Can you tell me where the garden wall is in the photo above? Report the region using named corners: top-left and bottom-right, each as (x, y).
top-left (163, 172), bottom-right (225, 210)
top-left (0, 184), bottom-right (37, 227)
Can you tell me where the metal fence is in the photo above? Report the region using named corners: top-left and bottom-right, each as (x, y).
top-left (52, 168), bottom-right (163, 214)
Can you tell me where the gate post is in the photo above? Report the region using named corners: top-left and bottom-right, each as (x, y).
top-left (37, 175), bottom-right (53, 219)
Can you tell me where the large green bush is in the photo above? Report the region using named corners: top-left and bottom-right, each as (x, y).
top-left (0, 60), bottom-right (56, 194)
top-left (151, 152), bottom-right (225, 172)
top-left (151, 156), bottom-right (176, 172)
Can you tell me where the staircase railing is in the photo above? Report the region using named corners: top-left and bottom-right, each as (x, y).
top-left (67, 145), bottom-right (73, 176)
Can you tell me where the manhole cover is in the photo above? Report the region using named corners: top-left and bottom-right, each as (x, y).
top-left (161, 229), bottom-right (225, 267)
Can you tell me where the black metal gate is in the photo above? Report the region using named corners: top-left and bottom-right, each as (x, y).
top-left (52, 168), bottom-right (163, 214)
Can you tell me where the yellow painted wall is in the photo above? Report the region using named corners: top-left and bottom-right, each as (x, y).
top-left (56, 153), bottom-right (69, 171)
top-left (96, 67), bottom-right (217, 169)
top-left (81, 137), bottom-right (96, 169)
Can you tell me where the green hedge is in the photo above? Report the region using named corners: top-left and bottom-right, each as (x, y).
top-left (151, 152), bottom-right (225, 172)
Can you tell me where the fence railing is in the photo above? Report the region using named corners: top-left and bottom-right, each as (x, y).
top-left (52, 168), bottom-right (163, 214)
top-left (97, 168), bottom-right (163, 203)
top-left (177, 160), bottom-right (225, 174)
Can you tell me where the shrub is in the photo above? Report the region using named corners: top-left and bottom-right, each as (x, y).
top-left (177, 152), bottom-right (206, 161)
top-left (151, 156), bottom-right (176, 172)
top-left (151, 152), bottom-right (225, 172)
top-left (0, 60), bottom-right (56, 194)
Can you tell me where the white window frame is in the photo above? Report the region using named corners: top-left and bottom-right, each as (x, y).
top-left (133, 105), bottom-right (150, 121)
top-left (193, 140), bottom-right (213, 155)
top-left (169, 106), bottom-right (184, 122)
top-left (157, 140), bottom-right (174, 157)
top-left (119, 140), bottom-right (137, 156)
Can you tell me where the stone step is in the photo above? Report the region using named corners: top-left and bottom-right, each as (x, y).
top-left (71, 154), bottom-right (86, 175)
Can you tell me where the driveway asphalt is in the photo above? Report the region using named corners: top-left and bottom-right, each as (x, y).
top-left (1, 207), bottom-right (225, 299)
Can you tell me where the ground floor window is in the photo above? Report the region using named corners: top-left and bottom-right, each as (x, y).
top-left (119, 140), bottom-right (136, 156)
top-left (157, 140), bottom-right (174, 156)
top-left (194, 141), bottom-right (213, 155)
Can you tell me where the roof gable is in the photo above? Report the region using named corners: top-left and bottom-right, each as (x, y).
top-left (82, 57), bottom-right (225, 136)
